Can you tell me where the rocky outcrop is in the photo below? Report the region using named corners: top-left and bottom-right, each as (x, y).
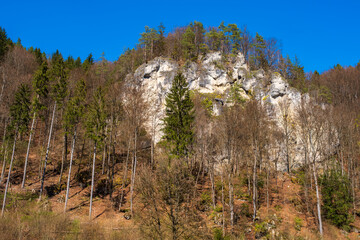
top-left (128, 51), bottom-right (306, 171)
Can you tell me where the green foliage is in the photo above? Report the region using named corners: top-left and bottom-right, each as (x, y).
top-left (199, 191), bottom-right (212, 207)
top-left (201, 97), bottom-right (213, 116)
top-left (240, 203), bottom-right (251, 217)
top-left (228, 82), bottom-right (246, 104)
top-left (64, 79), bottom-right (87, 133)
top-left (32, 61), bottom-right (49, 115)
top-left (0, 27), bottom-right (12, 62)
top-left (139, 25), bottom-right (159, 59)
top-left (318, 85), bottom-right (333, 104)
top-left (10, 84), bottom-right (31, 134)
top-left (219, 22), bottom-right (242, 54)
top-left (294, 217), bottom-right (303, 231)
top-left (321, 167), bottom-right (353, 230)
top-left (162, 72), bottom-right (194, 158)
top-left (82, 53), bottom-right (94, 71)
top-left (86, 87), bottom-right (107, 144)
top-left (213, 228), bottom-right (230, 240)
top-left (251, 32), bottom-right (268, 70)
top-left (48, 50), bottom-right (68, 106)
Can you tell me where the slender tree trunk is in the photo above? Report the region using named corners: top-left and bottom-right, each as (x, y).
top-left (22, 112), bottom-right (36, 188)
top-left (209, 161), bottom-right (216, 209)
top-left (39, 101), bottom-right (56, 200)
top-left (0, 120), bottom-right (8, 183)
top-left (252, 142), bottom-right (258, 221)
top-left (59, 131), bottom-right (68, 184)
top-left (101, 144), bottom-right (106, 175)
top-left (0, 67), bottom-right (6, 104)
top-left (221, 164), bottom-right (225, 237)
top-left (1, 130), bottom-right (17, 217)
top-left (228, 171), bottom-right (234, 226)
top-left (0, 146), bottom-right (7, 183)
top-left (64, 129), bottom-right (76, 213)
top-left (313, 161), bottom-right (323, 236)
top-left (119, 137), bottom-right (131, 211)
top-left (130, 128), bottom-right (138, 215)
top-left (89, 141), bottom-right (97, 219)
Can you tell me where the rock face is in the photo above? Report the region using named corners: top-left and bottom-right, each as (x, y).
top-left (128, 52), bottom-right (305, 171)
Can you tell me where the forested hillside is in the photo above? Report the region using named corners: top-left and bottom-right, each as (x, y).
top-left (0, 22), bottom-right (360, 239)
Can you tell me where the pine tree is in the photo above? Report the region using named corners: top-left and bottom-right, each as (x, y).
top-left (21, 61), bottom-right (49, 188)
top-left (2, 84), bottom-right (31, 216)
top-left (0, 27), bottom-right (12, 62)
top-left (181, 26), bottom-right (196, 60)
top-left (64, 79), bottom-right (86, 212)
top-left (39, 51), bottom-right (68, 199)
top-left (163, 72), bottom-right (194, 158)
top-left (86, 86), bottom-right (107, 219)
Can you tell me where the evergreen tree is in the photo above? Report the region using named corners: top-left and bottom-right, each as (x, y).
top-left (0, 27), bottom-right (12, 62)
top-left (181, 26), bottom-right (196, 60)
top-left (86, 86), bottom-right (107, 219)
top-left (82, 53), bottom-right (94, 71)
top-left (163, 72), bottom-right (194, 158)
top-left (21, 61), bottom-right (49, 188)
top-left (321, 167), bottom-right (353, 230)
top-left (2, 84), bottom-right (31, 216)
top-left (139, 26), bottom-right (159, 61)
top-left (252, 33), bottom-right (267, 70)
top-left (64, 79), bottom-right (87, 212)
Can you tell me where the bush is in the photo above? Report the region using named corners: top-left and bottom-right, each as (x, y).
top-left (321, 167), bottom-right (353, 231)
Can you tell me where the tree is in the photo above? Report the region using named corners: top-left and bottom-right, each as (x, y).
top-left (21, 61), bottom-right (49, 188)
top-left (321, 165), bottom-right (353, 230)
top-left (0, 27), bottom-right (12, 62)
top-left (1, 84), bottom-right (31, 216)
top-left (86, 86), bottom-right (107, 219)
top-left (252, 33), bottom-right (267, 70)
top-left (181, 26), bottom-right (196, 61)
top-left (163, 72), bottom-right (194, 158)
top-left (39, 50), bottom-right (68, 199)
top-left (139, 26), bottom-right (159, 61)
top-left (64, 79), bottom-right (86, 212)
top-left (82, 53), bottom-right (94, 71)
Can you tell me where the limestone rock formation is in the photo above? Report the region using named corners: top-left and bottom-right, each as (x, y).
top-left (128, 51), bottom-right (306, 170)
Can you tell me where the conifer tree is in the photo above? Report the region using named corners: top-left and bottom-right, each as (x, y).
top-left (163, 72), bottom-right (194, 158)
top-left (64, 79), bottom-right (86, 212)
top-left (2, 84), bottom-right (31, 216)
top-left (86, 86), bottom-right (107, 219)
top-left (39, 51), bottom-right (68, 199)
top-left (22, 61), bottom-right (49, 188)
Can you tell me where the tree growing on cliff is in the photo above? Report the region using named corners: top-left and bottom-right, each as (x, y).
top-left (162, 72), bottom-right (194, 158)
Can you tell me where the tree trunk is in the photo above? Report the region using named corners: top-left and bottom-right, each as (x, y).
top-left (130, 128), bottom-right (138, 215)
top-left (1, 130), bottom-right (17, 217)
top-left (252, 142), bottom-right (258, 221)
top-left (228, 171), bottom-right (234, 227)
top-left (39, 101), bottom-right (56, 200)
top-left (59, 130), bottom-right (68, 184)
top-left (64, 129), bottom-right (76, 213)
top-left (313, 161), bottom-right (323, 236)
top-left (22, 112), bottom-right (36, 188)
top-left (209, 161), bottom-right (216, 209)
top-left (89, 141), bottom-right (97, 219)
top-left (119, 137), bottom-right (131, 211)
top-left (221, 164), bottom-right (225, 237)
top-left (0, 146), bottom-right (7, 183)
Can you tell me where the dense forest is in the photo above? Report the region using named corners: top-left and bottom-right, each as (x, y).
top-left (0, 22), bottom-right (360, 239)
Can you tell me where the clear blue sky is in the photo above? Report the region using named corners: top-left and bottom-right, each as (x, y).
top-left (1, 0), bottom-right (359, 73)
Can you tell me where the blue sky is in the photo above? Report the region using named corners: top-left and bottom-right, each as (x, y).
top-left (1, 0), bottom-right (359, 73)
